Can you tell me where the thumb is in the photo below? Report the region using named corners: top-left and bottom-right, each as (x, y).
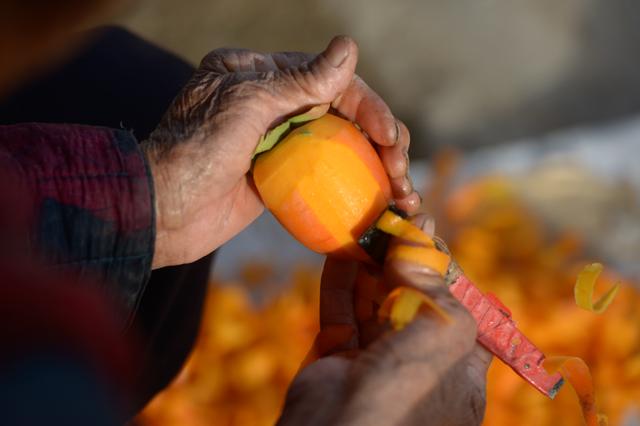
top-left (270, 36), bottom-right (358, 112)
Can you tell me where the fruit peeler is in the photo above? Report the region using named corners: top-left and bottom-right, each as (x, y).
top-left (359, 207), bottom-right (564, 399)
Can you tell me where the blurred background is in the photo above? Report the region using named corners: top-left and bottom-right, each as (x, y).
top-left (114, 0), bottom-right (640, 152)
top-left (110, 0), bottom-right (640, 425)
top-left (109, 0), bottom-right (640, 282)
top-left (12, 0), bottom-right (640, 424)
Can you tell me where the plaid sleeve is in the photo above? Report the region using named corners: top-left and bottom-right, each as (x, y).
top-left (0, 123), bottom-right (155, 328)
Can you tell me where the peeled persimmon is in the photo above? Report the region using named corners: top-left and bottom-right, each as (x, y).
top-left (253, 113), bottom-right (392, 261)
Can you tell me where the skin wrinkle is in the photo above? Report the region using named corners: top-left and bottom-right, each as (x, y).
top-left (397, 357), bottom-right (487, 426)
top-left (278, 358), bottom-right (350, 426)
top-left (285, 66), bottom-right (325, 103)
top-left (340, 359), bottom-right (448, 425)
top-left (141, 35), bottom-right (419, 278)
top-left (150, 71), bottom-right (237, 150)
top-left (282, 245), bottom-right (489, 425)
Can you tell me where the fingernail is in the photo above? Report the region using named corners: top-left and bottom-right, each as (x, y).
top-left (325, 36), bottom-right (350, 67)
top-left (410, 212), bottom-right (434, 234)
top-left (412, 214), bottom-right (429, 229)
top-left (423, 216), bottom-right (435, 232)
top-left (393, 119), bottom-right (400, 145)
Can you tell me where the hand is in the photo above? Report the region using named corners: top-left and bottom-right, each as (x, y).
top-left (278, 216), bottom-right (492, 426)
top-left (143, 36), bottom-right (420, 269)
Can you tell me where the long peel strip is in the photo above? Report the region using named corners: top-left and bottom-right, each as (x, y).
top-left (544, 356), bottom-right (607, 426)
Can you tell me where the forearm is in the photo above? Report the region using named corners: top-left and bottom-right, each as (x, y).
top-left (0, 123), bottom-right (155, 327)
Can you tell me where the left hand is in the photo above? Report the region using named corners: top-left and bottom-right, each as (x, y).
top-left (144, 36), bottom-right (420, 269)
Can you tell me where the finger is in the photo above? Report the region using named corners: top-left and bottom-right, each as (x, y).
top-left (354, 265), bottom-right (388, 345)
top-left (274, 35), bottom-right (358, 104)
top-left (256, 36), bottom-right (358, 132)
top-left (420, 214), bottom-right (436, 238)
top-left (332, 76), bottom-right (398, 147)
top-left (378, 119), bottom-right (410, 179)
top-left (358, 318), bottom-right (390, 348)
top-left (395, 191), bottom-right (422, 215)
top-left (273, 49), bottom-right (413, 202)
top-left (375, 215), bottom-right (477, 360)
top-left (270, 52), bottom-right (315, 70)
top-left (200, 48), bottom-right (263, 73)
top-left (303, 324), bottom-right (355, 366)
top-left (252, 53), bottom-right (280, 72)
top-left (319, 257), bottom-right (359, 352)
top-left (366, 293), bottom-right (477, 378)
top-left (466, 344), bottom-right (493, 389)
top-left (390, 176), bottom-right (412, 199)
top-left (202, 48), bottom-right (312, 74)
top-left (272, 49), bottom-right (412, 204)
top-left (380, 262), bottom-right (477, 358)
top-left (349, 303), bottom-right (478, 421)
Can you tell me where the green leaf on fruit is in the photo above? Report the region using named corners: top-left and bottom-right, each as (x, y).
top-left (253, 104), bottom-right (329, 158)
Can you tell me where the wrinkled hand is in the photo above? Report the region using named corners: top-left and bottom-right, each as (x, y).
top-left (143, 36), bottom-right (420, 269)
top-left (278, 216), bottom-right (492, 426)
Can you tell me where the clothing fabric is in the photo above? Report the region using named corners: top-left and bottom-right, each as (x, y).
top-left (0, 26), bottom-right (214, 416)
top-left (0, 123), bottom-right (154, 326)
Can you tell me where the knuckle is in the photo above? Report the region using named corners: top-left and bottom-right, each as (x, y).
top-left (224, 78), bottom-right (271, 105)
top-left (199, 48), bottom-right (231, 69)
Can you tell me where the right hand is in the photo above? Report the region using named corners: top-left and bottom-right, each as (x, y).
top-left (278, 215), bottom-right (492, 426)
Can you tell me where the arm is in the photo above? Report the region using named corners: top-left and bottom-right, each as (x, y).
top-left (0, 36), bottom-right (417, 330)
top-left (0, 123), bottom-right (154, 327)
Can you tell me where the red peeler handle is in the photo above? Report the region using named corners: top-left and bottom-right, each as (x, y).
top-left (449, 274), bottom-right (564, 399)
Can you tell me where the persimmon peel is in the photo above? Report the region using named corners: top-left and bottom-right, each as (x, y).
top-left (544, 356), bottom-right (608, 426)
top-left (574, 263), bottom-right (619, 313)
top-left (379, 287), bottom-right (452, 330)
top-left (375, 210), bottom-right (434, 246)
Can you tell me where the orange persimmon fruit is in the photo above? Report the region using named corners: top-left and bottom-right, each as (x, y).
top-left (253, 113), bottom-right (392, 261)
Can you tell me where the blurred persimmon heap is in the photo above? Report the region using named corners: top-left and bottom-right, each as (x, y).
top-left (138, 157), bottom-right (640, 426)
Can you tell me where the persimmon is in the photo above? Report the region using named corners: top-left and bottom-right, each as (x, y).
top-left (253, 113), bottom-right (392, 262)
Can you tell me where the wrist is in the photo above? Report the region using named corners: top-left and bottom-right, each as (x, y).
top-left (141, 139), bottom-right (177, 270)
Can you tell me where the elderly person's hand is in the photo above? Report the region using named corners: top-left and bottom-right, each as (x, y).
top-left (277, 216), bottom-right (492, 426)
top-left (143, 36), bottom-right (419, 269)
